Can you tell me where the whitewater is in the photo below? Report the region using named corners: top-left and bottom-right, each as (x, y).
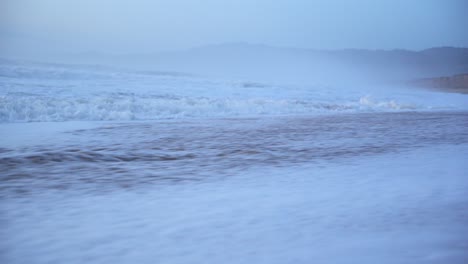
top-left (1, 59), bottom-right (468, 263)
top-left (1, 59), bottom-right (467, 122)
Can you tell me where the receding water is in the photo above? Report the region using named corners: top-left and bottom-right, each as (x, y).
top-left (1, 112), bottom-right (467, 197)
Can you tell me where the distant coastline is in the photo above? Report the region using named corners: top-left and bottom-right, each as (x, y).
top-left (410, 73), bottom-right (468, 94)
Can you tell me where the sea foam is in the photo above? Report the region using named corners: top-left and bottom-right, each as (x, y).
top-left (0, 93), bottom-right (424, 122)
top-left (1, 60), bottom-right (466, 122)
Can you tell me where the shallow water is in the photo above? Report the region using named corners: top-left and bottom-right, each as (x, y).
top-left (1, 60), bottom-right (468, 263)
top-left (1, 114), bottom-right (468, 263)
top-left (1, 112), bottom-right (467, 197)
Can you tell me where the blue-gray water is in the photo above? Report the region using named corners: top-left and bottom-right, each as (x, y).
top-left (1, 112), bottom-right (467, 197)
top-left (1, 60), bottom-right (468, 263)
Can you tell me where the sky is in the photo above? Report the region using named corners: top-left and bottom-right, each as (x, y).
top-left (1, 0), bottom-right (467, 53)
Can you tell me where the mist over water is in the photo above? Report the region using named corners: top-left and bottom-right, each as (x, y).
top-left (2, 1), bottom-right (468, 263)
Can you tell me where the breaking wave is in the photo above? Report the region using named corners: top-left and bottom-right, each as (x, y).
top-left (0, 93), bottom-right (420, 122)
top-left (2, 59), bottom-right (466, 123)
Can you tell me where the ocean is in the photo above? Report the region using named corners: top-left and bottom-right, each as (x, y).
top-left (1, 59), bottom-right (468, 263)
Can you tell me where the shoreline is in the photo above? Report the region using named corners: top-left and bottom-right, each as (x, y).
top-left (409, 73), bottom-right (468, 94)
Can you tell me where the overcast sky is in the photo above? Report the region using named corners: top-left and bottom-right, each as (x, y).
top-left (1, 0), bottom-right (467, 53)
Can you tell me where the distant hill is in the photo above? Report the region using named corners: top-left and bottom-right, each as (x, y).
top-left (4, 42), bottom-right (468, 86)
top-left (109, 43), bottom-right (468, 85)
